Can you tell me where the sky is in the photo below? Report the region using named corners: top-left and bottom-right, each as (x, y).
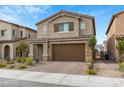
top-left (0, 5), bottom-right (124, 44)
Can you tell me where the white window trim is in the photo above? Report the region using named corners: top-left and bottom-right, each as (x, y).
top-left (57, 31), bottom-right (69, 33)
top-left (43, 24), bottom-right (48, 34)
top-left (57, 22), bottom-right (70, 33)
top-left (80, 21), bottom-right (87, 30)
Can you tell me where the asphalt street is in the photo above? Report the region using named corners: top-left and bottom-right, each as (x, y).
top-left (0, 78), bottom-right (72, 87)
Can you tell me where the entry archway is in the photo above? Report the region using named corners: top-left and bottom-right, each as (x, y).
top-left (4, 45), bottom-right (10, 59)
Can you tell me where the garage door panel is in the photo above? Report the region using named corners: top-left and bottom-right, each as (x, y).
top-left (53, 44), bottom-right (85, 61)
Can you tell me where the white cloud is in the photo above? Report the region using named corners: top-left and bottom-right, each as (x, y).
top-left (0, 5), bottom-right (51, 25)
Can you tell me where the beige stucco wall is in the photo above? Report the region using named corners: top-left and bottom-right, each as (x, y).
top-left (107, 35), bottom-right (117, 61)
top-left (0, 43), bottom-right (2, 58)
top-left (79, 18), bottom-right (94, 36)
top-left (116, 13), bottom-right (124, 35)
top-left (0, 22), bottom-right (12, 40)
top-left (11, 25), bottom-right (37, 39)
top-left (25, 29), bottom-right (37, 39)
top-left (107, 13), bottom-right (124, 41)
top-left (37, 16), bottom-right (79, 38)
top-left (107, 19), bottom-right (116, 40)
top-left (37, 14), bottom-right (94, 39)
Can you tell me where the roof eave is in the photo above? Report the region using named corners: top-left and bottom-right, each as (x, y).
top-left (105, 15), bottom-right (115, 35)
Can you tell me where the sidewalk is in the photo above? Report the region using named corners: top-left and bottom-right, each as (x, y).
top-left (0, 69), bottom-right (124, 87)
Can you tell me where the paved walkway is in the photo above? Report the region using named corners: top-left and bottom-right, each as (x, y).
top-left (0, 69), bottom-right (124, 87)
top-left (0, 78), bottom-right (70, 87)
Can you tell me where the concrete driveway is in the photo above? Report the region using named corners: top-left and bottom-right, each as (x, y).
top-left (26, 61), bottom-right (87, 75)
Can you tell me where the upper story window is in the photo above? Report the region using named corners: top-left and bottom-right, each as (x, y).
top-left (80, 21), bottom-right (87, 29)
top-left (54, 22), bottom-right (74, 32)
top-left (12, 30), bottom-right (16, 37)
top-left (20, 31), bottom-right (23, 37)
top-left (1, 30), bottom-right (6, 37)
top-left (43, 24), bottom-right (48, 33)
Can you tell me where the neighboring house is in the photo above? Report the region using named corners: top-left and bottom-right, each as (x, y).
top-left (95, 44), bottom-right (104, 52)
top-left (0, 20), bottom-right (37, 60)
top-left (106, 11), bottom-right (124, 61)
top-left (29, 10), bottom-right (96, 62)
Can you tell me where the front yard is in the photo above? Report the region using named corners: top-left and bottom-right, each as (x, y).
top-left (0, 59), bottom-right (124, 78)
top-left (25, 61), bottom-right (124, 78)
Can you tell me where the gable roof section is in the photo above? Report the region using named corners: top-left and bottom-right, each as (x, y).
top-left (0, 19), bottom-right (37, 33)
top-left (106, 11), bottom-right (124, 35)
top-left (36, 10), bottom-right (96, 35)
top-left (36, 10), bottom-right (94, 25)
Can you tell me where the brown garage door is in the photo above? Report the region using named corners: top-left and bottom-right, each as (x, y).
top-left (53, 44), bottom-right (85, 61)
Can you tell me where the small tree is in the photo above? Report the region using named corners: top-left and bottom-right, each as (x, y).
top-left (16, 41), bottom-right (28, 57)
top-left (88, 36), bottom-right (97, 68)
top-left (116, 39), bottom-right (124, 62)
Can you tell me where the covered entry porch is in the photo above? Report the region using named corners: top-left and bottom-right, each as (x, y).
top-left (29, 42), bottom-right (49, 61)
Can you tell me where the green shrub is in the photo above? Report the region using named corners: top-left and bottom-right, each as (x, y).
top-left (119, 62), bottom-right (124, 71)
top-left (25, 57), bottom-right (33, 65)
top-left (17, 64), bottom-right (27, 69)
top-left (0, 63), bottom-right (7, 68)
top-left (21, 57), bottom-right (26, 63)
top-left (16, 57), bottom-right (21, 63)
top-left (86, 56), bottom-right (94, 69)
top-left (87, 69), bottom-right (97, 75)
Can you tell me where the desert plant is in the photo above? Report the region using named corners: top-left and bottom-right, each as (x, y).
top-left (0, 63), bottom-right (7, 68)
top-left (16, 41), bottom-right (28, 57)
top-left (88, 36), bottom-right (97, 69)
top-left (87, 69), bottom-right (97, 75)
top-left (119, 62), bottom-right (124, 71)
top-left (86, 56), bottom-right (93, 69)
top-left (87, 62), bottom-right (93, 70)
top-left (25, 57), bottom-right (33, 65)
top-left (17, 64), bottom-right (27, 69)
top-left (16, 57), bottom-right (21, 63)
top-left (116, 40), bottom-right (124, 62)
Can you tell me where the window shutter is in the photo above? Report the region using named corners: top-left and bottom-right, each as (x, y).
top-left (69, 22), bottom-right (74, 31)
top-left (54, 24), bottom-right (59, 32)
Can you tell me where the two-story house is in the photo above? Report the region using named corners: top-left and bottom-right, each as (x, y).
top-left (0, 20), bottom-right (37, 60)
top-left (29, 10), bottom-right (96, 62)
top-left (106, 11), bottom-right (124, 61)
